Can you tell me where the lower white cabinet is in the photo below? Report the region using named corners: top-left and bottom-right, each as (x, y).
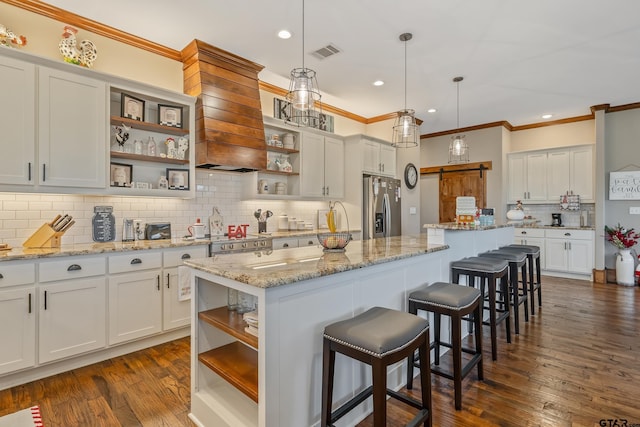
top-left (544, 229), bottom-right (594, 275)
top-left (108, 252), bottom-right (163, 345)
top-left (273, 237), bottom-right (299, 250)
top-left (298, 237), bottom-right (318, 247)
top-left (513, 228), bottom-right (546, 269)
top-left (0, 287), bottom-right (35, 374)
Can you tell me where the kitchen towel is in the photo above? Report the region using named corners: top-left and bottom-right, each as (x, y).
top-left (0, 405), bottom-right (43, 427)
top-left (178, 266), bottom-right (191, 301)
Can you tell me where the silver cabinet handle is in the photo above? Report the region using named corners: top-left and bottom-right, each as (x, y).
top-left (44, 290), bottom-right (48, 310)
top-left (156, 275), bottom-right (160, 291)
top-left (166, 273), bottom-right (170, 289)
top-left (28, 293), bottom-right (32, 314)
top-left (130, 258), bottom-right (142, 265)
top-left (67, 264), bottom-right (82, 271)
top-left (326, 186), bottom-right (329, 195)
top-left (181, 253), bottom-right (191, 259)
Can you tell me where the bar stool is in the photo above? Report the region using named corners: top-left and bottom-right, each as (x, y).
top-left (500, 244), bottom-right (542, 315)
top-left (405, 282), bottom-right (483, 410)
top-left (450, 257), bottom-right (511, 361)
top-left (321, 306), bottom-right (432, 427)
top-left (478, 249), bottom-right (529, 335)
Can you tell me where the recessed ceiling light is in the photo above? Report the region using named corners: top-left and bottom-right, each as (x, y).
top-left (541, 114), bottom-right (553, 119)
top-left (278, 30), bottom-right (292, 39)
top-left (427, 108), bottom-right (437, 113)
top-left (373, 80), bottom-right (384, 86)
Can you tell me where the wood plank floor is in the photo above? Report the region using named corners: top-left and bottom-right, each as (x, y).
top-left (1, 276), bottom-right (639, 426)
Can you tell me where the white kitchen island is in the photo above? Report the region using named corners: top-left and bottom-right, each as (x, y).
top-left (185, 234), bottom-right (450, 427)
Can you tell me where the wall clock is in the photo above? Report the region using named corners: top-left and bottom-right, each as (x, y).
top-left (404, 163), bottom-right (418, 189)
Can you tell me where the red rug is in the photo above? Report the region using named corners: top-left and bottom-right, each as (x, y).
top-left (0, 406), bottom-right (43, 427)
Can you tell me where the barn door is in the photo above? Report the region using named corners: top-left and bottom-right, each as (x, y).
top-left (439, 170), bottom-right (486, 223)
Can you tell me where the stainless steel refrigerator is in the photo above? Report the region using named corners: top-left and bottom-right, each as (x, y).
top-left (363, 175), bottom-right (402, 239)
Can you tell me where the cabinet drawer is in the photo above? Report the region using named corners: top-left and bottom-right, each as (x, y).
top-left (109, 251), bottom-right (162, 274)
top-left (38, 256), bottom-right (106, 282)
top-left (273, 238), bottom-right (298, 250)
top-left (0, 262), bottom-right (36, 288)
top-left (164, 246), bottom-right (208, 268)
top-left (545, 229), bottom-right (593, 240)
top-left (298, 237), bottom-right (318, 247)
top-left (514, 228), bottom-right (545, 238)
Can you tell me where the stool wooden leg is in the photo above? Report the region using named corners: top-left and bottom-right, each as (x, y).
top-left (536, 257), bottom-right (542, 307)
top-left (509, 263), bottom-right (520, 335)
top-left (433, 312), bottom-right (441, 365)
top-left (528, 255), bottom-right (536, 315)
top-left (371, 357), bottom-right (387, 427)
top-left (487, 278), bottom-right (498, 361)
top-left (418, 341), bottom-right (433, 427)
top-left (452, 313), bottom-right (462, 410)
top-left (321, 339), bottom-right (335, 427)
top-left (521, 264), bottom-right (529, 322)
top-left (406, 301), bottom-right (417, 390)
top-left (474, 301), bottom-right (484, 381)
top-left (501, 275), bottom-right (512, 344)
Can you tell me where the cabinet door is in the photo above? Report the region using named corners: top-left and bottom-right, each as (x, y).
top-left (544, 239), bottom-right (568, 271)
top-left (39, 277), bottom-right (106, 363)
top-left (379, 143), bottom-right (396, 177)
top-left (507, 154), bottom-right (527, 202)
top-left (273, 238), bottom-right (298, 250)
top-left (568, 239), bottom-right (593, 274)
top-left (0, 287), bottom-right (35, 374)
top-left (163, 267), bottom-right (190, 331)
top-left (524, 237), bottom-right (546, 270)
top-left (571, 147), bottom-right (594, 202)
top-left (547, 151), bottom-right (570, 200)
top-left (108, 271), bottom-right (162, 345)
top-left (526, 153), bottom-right (547, 201)
top-left (38, 67), bottom-right (106, 188)
top-left (323, 136), bottom-right (344, 198)
top-left (362, 139), bottom-right (379, 173)
top-left (300, 132), bottom-right (325, 197)
top-left (0, 56), bottom-right (35, 186)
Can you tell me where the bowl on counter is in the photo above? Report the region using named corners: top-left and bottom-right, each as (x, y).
top-left (317, 232), bottom-right (352, 252)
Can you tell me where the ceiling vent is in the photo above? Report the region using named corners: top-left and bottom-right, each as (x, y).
top-left (311, 44), bottom-right (341, 60)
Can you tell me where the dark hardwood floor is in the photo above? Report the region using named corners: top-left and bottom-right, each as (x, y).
top-left (1, 276), bottom-right (639, 426)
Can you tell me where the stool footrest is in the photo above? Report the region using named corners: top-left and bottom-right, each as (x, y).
top-left (425, 341), bottom-right (480, 357)
top-left (330, 385), bottom-right (373, 424)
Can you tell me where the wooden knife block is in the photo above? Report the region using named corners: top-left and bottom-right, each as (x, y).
top-left (23, 223), bottom-right (66, 248)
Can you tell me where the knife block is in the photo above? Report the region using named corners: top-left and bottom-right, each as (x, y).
top-left (23, 223), bottom-right (66, 248)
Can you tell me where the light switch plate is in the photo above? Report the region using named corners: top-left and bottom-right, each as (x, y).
top-left (409, 207), bottom-right (417, 215)
top-left (630, 207), bottom-right (640, 214)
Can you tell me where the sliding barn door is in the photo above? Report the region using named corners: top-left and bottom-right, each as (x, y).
top-left (439, 170), bottom-right (487, 223)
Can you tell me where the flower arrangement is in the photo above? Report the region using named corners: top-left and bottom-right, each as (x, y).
top-left (604, 224), bottom-right (640, 249)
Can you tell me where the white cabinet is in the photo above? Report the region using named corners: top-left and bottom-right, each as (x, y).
top-left (0, 55), bottom-right (35, 186)
top-left (507, 152), bottom-right (547, 202)
top-left (108, 251), bottom-right (162, 345)
top-left (570, 146), bottom-right (594, 202)
top-left (298, 237), bottom-right (318, 247)
top-left (162, 246), bottom-right (207, 331)
top-left (300, 132), bottom-right (344, 198)
top-left (38, 256), bottom-right (107, 363)
top-left (363, 138), bottom-right (396, 177)
top-left (546, 146), bottom-right (594, 203)
top-left (513, 228), bottom-right (546, 269)
top-left (544, 229), bottom-right (594, 275)
top-left (273, 237), bottom-right (299, 250)
top-left (38, 67), bottom-right (106, 189)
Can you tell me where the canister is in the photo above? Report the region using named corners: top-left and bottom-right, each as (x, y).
top-left (278, 214), bottom-right (289, 230)
top-left (283, 133), bottom-right (295, 149)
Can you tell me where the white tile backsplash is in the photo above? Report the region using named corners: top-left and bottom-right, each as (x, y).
top-left (508, 202), bottom-right (595, 227)
top-left (1, 170), bottom-right (331, 247)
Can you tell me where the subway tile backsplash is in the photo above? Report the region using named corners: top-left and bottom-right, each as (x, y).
top-left (508, 202), bottom-right (595, 227)
top-left (0, 170), bottom-right (330, 247)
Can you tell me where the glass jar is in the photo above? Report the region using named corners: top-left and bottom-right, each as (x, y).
top-left (147, 137), bottom-right (157, 156)
top-left (133, 139), bottom-right (143, 155)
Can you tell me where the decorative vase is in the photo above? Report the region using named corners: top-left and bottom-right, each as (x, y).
top-left (615, 249), bottom-right (635, 286)
top-left (506, 209), bottom-right (525, 221)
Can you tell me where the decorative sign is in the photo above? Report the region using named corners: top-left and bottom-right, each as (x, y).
top-left (273, 98), bottom-right (335, 133)
top-left (92, 206), bottom-right (115, 242)
top-left (609, 171), bottom-right (640, 200)
top-left (227, 224), bottom-right (249, 239)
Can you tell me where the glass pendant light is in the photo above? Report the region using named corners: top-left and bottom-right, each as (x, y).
top-left (285, 0), bottom-right (322, 128)
top-left (392, 33), bottom-right (419, 148)
top-left (448, 76), bottom-right (469, 163)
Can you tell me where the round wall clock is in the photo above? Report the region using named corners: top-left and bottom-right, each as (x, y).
top-left (404, 163), bottom-right (418, 189)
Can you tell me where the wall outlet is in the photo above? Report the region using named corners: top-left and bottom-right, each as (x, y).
top-left (630, 207), bottom-right (640, 214)
top-left (409, 207), bottom-right (417, 215)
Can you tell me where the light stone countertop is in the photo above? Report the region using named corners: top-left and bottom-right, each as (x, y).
top-left (0, 238), bottom-right (210, 261)
top-left (253, 229), bottom-right (362, 239)
top-left (423, 222), bottom-right (514, 231)
top-left (184, 234), bottom-right (448, 288)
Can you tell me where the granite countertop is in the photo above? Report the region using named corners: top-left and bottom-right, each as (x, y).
top-left (423, 223), bottom-right (514, 231)
top-left (184, 234), bottom-right (448, 289)
top-left (255, 229), bottom-right (362, 239)
top-left (0, 238), bottom-right (210, 261)
top-left (510, 224), bottom-right (595, 230)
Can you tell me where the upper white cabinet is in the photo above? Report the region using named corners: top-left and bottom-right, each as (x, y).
top-left (300, 132), bottom-right (344, 198)
top-left (507, 152), bottom-right (547, 202)
top-left (38, 67), bottom-right (106, 189)
top-left (0, 55), bottom-right (35, 186)
top-left (363, 137), bottom-right (396, 177)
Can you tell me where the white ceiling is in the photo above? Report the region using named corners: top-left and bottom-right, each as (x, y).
top-left (42, 0), bottom-right (640, 134)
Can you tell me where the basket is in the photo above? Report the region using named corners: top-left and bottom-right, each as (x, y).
top-left (317, 201), bottom-right (351, 252)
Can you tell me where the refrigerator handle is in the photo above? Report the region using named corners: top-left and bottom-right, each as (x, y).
top-left (383, 192), bottom-right (391, 237)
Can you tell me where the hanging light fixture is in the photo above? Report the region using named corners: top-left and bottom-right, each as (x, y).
top-left (392, 33), bottom-right (419, 148)
top-left (448, 76), bottom-right (469, 163)
top-left (285, 0), bottom-right (322, 128)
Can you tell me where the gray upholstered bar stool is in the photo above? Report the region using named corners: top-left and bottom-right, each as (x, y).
top-left (478, 249), bottom-right (529, 335)
top-left (405, 282), bottom-right (483, 410)
top-left (321, 306), bottom-right (432, 427)
top-left (450, 257), bottom-right (511, 361)
top-left (500, 244), bottom-right (542, 315)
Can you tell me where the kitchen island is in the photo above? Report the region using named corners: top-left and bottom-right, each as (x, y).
top-left (185, 234), bottom-right (449, 427)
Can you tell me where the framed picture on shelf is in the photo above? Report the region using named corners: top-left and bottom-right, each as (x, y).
top-left (158, 104), bottom-right (183, 128)
top-left (166, 168), bottom-right (189, 190)
top-left (110, 162), bottom-right (132, 187)
top-left (121, 93), bottom-right (145, 121)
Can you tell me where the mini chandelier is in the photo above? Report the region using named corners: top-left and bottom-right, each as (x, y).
top-left (448, 76), bottom-right (469, 163)
top-left (285, 0), bottom-right (322, 128)
top-left (392, 33), bottom-right (419, 148)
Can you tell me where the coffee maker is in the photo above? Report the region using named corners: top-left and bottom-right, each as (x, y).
top-left (551, 213), bottom-right (562, 227)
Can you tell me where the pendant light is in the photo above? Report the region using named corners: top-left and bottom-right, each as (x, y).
top-left (285, 0), bottom-right (322, 128)
top-left (448, 76), bottom-right (469, 163)
top-left (392, 33), bottom-right (419, 148)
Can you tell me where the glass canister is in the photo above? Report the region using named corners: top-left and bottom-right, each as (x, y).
top-left (134, 139), bottom-right (143, 155)
top-left (147, 136), bottom-right (157, 156)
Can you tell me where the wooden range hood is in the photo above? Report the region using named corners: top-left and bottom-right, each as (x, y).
top-left (181, 39), bottom-right (267, 171)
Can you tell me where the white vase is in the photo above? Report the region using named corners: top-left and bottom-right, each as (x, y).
top-left (506, 209), bottom-right (525, 221)
top-left (615, 249), bottom-right (635, 286)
